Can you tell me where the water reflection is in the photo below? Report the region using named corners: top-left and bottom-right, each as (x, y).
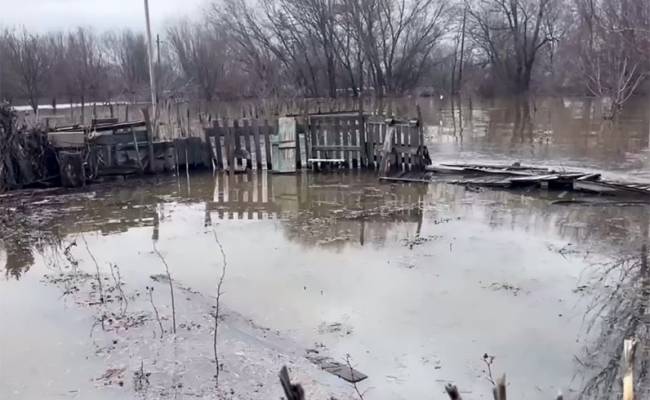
top-left (383, 95), bottom-right (650, 177)
top-left (3, 171), bottom-right (650, 399)
top-left (3, 171), bottom-right (650, 280)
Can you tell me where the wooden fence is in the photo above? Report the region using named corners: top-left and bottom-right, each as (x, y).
top-left (203, 112), bottom-right (427, 173)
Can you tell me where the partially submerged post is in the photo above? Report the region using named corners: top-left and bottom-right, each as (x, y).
top-left (623, 338), bottom-right (638, 400)
top-left (141, 108), bottom-right (155, 173)
top-left (379, 119), bottom-right (396, 175)
top-left (279, 366), bottom-right (305, 400)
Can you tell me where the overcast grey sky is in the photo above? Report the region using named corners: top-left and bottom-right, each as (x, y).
top-left (2, 0), bottom-right (206, 33)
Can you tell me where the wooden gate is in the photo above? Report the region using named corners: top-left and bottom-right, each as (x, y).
top-left (272, 117), bottom-right (298, 173)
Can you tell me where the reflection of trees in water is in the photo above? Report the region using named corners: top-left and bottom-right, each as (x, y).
top-left (1, 208), bottom-right (63, 280)
top-left (279, 175), bottom-right (426, 249)
top-left (0, 180), bottom-right (179, 280)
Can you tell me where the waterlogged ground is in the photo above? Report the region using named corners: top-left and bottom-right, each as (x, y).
top-left (1, 171), bottom-right (649, 400)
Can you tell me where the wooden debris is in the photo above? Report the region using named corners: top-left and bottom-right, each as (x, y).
top-left (279, 366), bottom-right (305, 400)
top-left (445, 384), bottom-right (463, 400)
top-left (428, 162), bottom-right (650, 197)
top-left (305, 352), bottom-right (368, 383)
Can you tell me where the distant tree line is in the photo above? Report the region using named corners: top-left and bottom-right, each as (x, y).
top-left (0, 0), bottom-right (649, 115)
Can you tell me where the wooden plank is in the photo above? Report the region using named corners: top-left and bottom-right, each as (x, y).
top-left (243, 119), bottom-right (253, 164)
top-left (264, 120), bottom-right (272, 170)
top-left (295, 116), bottom-right (303, 169)
top-left (379, 125), bottom-right (396, 175)
top-left (358, 114), bottom-right (367, 168)
top-left (341, 117), bottom-right (350, 167)
top-left (226, 120), bottom-right (235, 173)
top-left (308, 158), bottom-right (345, 163)
top-left (311, 145), bottom-right (363, 152)
top-left (203, 125), bottom-right (216, 167)
top-left (214, 123), bottom-right (224, 169)
top-left (311, 117), bottom-right (320, 161)
top-left (233, 119), bottom-right (242, 154)
top-left (306, 354), bottom-right (368, 384)
top-left (332, 117), bottom-right (341, 161)
top-left (350, 117), bottom-right (359, 168)
top-left (253, 119), bottom-right (263, 170)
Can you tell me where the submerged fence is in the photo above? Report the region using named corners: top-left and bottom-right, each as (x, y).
top-left (203, 112), bottom-right (427, 173)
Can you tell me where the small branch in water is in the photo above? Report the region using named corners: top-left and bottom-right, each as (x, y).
top-left (146, 285), bottom-right (164, 338)
top-left (212, 229), bottom-right (227, 386)
top-left (152, 242), bottom-right (176, 334)
top-left (82, 234), bottom-right (105, 330)
top-left (346, 354), bottom-right (366, 400)
top-left (482, 353), bottom-right (496, 386)
top-left (109, 263), bottom-right (128, 316)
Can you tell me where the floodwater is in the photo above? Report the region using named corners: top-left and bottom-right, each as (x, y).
top-left (2, 96), bottom-right (650, 400)
top-left (419, 95), bottom-right (650, 181)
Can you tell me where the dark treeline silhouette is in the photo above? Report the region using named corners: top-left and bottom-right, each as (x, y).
top-left (0, 0), bottom-right (649, 116)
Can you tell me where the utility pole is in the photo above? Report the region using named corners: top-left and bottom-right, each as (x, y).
top-left (144, 0), bottom-right (157, 118)
top-left (156, 34), bottom-right (161, 102)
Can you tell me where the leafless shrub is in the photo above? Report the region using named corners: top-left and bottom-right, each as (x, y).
top-left (212, 229), bottom-right (228, 385)
top-left (152, 242), bottom-right (177, 334)
top-left (146, 285), bottom-right (164, 338)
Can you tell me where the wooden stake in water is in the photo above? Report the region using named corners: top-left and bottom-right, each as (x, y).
top-left (623, 338), bottom-right (638, 400)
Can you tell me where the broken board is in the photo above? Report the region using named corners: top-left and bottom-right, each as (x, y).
top-left (305, 352), bottom-right (368, 383)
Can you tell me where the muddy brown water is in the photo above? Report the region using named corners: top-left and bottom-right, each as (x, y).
top-left (2, 96), bottom-right (650, 400)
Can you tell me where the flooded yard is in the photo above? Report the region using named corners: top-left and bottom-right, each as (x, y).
top-left (2, 168), bottom-right (648, 400)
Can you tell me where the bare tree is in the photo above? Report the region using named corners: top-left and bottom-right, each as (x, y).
top-left (5, 29), bottom-right (51, 112)
top-left (103, 30), bottom-right (149, 99)
top-left (167, 20), bottom-right (227, 102)
top-left (66, 28), bottom-right (106, 121)
top-left (339, 0), bottom-right (447, 95)
top-left (467, 0), bottom-right (559, 93)
top-left (575, 0), bottom-right (650, 118)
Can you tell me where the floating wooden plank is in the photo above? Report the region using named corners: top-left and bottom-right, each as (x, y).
top-left (509, 174), bottom-right (559, 183)
top-left (305, 353), bottom-right (368, 384)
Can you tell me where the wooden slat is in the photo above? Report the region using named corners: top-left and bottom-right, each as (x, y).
top-left (253, 119), bottom-right (263, 170)
top-left (328, 118), bottom-right (343, 158)
top-left (350, 117), bottom-right (359, 168)
top-left (295, 117), bottom-right (303, 169)
top-left (243, 119), bottom-right (253, 162)
top-left (233, 119), bottom-right (242, 153)
top-left (310, 117), bottom-right (319, 161)
top-left (216, 125), bottom-right (224, 169)
top-left (359, 114), bottom-right (367, 168)
top-left (226, 121), bottom-right (235, 173)
top-left (342, 118), bottom-right (350, 166)
top-left (264, 120), bottom-right (272, 170)
top-left (311, 145), bottom-right (363, 152)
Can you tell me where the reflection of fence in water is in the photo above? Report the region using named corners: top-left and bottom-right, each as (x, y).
top-left (207, 172), bottom-right (280, 220)
top-left (206, 172), bottom-right (425, 229)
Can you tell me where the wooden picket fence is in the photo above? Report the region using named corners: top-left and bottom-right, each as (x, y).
top-left (203, 112), bottom-right (427, 173)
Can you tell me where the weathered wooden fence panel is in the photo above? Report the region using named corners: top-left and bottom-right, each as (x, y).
top-left (203, 113), bottom-right (426, 174)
